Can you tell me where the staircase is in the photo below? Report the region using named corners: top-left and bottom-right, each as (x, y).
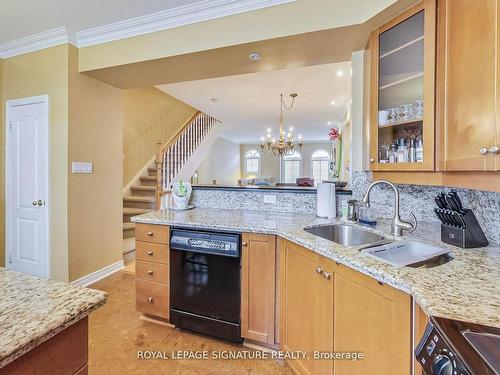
top-left (122, 111), bottom-right (219, 261)
top-left (122, 165), bottom-right (157, 262)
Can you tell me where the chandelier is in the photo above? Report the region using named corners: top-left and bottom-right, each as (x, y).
top-left (260, 93), bottom-right (303, 157)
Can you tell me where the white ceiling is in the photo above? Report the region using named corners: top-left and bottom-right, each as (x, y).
top-left (158, 62), bottom-right (352, 143)
top-left (0, 0), bottom-right (203, 44)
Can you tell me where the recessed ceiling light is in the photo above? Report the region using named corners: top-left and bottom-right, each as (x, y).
top-left (248, 52), bottom-right (261, 61)
top-left (327, 121), bottom-right (332, 125)
top-left (336, 70), bottom-right (344, 77)
top-left (330, 101), bottom-right (336, 106)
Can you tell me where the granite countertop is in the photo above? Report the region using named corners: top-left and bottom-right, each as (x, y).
top-left (132, 208), bottom-right (500, 328)
top-left (0, 269), bottom-right (107, 368)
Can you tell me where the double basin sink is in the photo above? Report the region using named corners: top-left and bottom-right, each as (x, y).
top-left (304, 224), bottom-right (452, 268)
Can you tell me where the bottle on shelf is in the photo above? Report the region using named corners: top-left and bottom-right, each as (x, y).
top-left (397, 139), bottom-right (409, 163)
top-left (415, 139), bottom-right (423, 162)
top-left (389, 142), bottom-right (398, 163)
top-left (409, 139), bottom-right (416, 163)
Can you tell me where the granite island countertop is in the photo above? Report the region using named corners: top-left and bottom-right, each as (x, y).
top-left (132, 207), bottom-right (500, 328)
top-left (0, 268), bottom-right (107, 368)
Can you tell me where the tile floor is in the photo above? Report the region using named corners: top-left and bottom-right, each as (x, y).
top-left (89, 271), bottom-right (293, 375)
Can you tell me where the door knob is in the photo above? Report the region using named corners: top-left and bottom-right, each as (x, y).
top-left (148, 297), bottom-right (154, 303)
top-left (490, 145), bottom-right (499, 154)
top-left (32, 201), bottom-right (37, 206)
top-left (242, 241), bottom-right (248, 247)
top-left (147, 251), bottom-right (154, 256)
top-left (33, 200), bottom-right (43, 206)
top-left (480, 147), bottom-right (489, 155)
top-left (147, 270), bottom-right (154, 275)
top-left (315, 266), bottom-right (323, 274)
top-left (370, 158), bottom-right (375, 163)
top-left (322, 272), bottom-right (331, 280)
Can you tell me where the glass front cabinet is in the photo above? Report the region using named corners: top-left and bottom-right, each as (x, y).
top-left (370, 0), bottom-right (436, 171)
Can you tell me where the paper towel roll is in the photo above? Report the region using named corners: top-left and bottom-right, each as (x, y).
top-left (317, 183), bottom-right (335, 218)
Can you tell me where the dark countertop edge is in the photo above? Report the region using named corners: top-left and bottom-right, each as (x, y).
top-left (192, 185), bottom-right (352, 195)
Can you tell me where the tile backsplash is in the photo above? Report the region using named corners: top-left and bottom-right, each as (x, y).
top-left (349, 172), bottom-right (500, 246)
top-left (189, 174), bottom-right (500, 246)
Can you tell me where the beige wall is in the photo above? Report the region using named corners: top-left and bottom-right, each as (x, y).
top-left (123, 88), bottom-right (196, 186)
top-left (0, 58), bottom-right (4, 267)
top-left (68, 46), bottom-right (124, 281)
top-left (2, 45), bottom-right (69, 281)
top-left (241, 143), bottom-right (332, 182)
top-left (79, 0), bottom-right (396, 71)
top-left (197, 137), bottom-right (241, 185)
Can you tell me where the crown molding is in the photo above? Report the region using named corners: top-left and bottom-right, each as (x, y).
top-left (0, 27), bottom-right (77, 58)
top-left (0, 0), bottom-right (294, 58)
top-left (76, 0), bottom-right (296, 47)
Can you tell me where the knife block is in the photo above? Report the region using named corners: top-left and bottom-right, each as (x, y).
top-left (441, 209), bottom-right (489, 248)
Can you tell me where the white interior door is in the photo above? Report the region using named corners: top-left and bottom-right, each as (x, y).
top-left (6, 95), bottom-right (49, 278)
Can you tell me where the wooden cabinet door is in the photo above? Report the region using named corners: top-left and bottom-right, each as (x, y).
top-left (241, 233), bottom-right (276, 345)
top-left (333, 264), bottom-right (411, 375)
top-left (497, 1), bottom-right (500, 171)
top-left (280, 240), bottom-right (333, 375)
top-left (438, 0), bottom-right (497, 171)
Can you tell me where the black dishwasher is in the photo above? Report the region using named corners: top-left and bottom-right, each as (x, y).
top-left (169, 228), bottom-right (242, 343)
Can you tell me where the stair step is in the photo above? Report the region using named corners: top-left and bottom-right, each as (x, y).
top-left (123, 195), bottom-right (156, 209)
top-left (140, 176), bottom-right (156, 186)
top-left (130, 185), bottom-right (156, 197)
top-left (148, 167), bottom-right (157, 177)
top-left (123, 207), bottom-right (153, 222)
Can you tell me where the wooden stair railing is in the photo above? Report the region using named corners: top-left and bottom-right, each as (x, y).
top-left (155, 111), bottom-right (218, 208)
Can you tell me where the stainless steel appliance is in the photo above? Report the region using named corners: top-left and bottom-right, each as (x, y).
top-left (169, 228), bottom-right (242, 343)
top-left (415, 316), bottom-right (500, 375)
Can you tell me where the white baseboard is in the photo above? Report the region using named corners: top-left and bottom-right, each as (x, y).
top-left (71, 260), bottom-right (124, 287)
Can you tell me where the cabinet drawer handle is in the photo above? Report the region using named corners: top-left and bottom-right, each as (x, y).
top-left (242, 241), bottom-right (248, 247)
top-left (147, 231), bottom-right (154, 237)
top-left (148, 297), bottom-right (154, 303)
top-left (480, 147), bottom-right (489, 155)
top-left (490, 145), bottom-right (499, 154)
top-left (322, 272), bottom-right (331, 280)
top-left (370, 158), bottom-right (375, 163)
top-left (147, 270), bottom-right (154, 276)
top-left (315, 266), bottom-right (323, 274)
top-left (147, 251), bottom-right (154, 256)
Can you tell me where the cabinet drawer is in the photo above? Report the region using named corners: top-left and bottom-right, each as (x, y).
top-left (136, 241), bottom-right (169, 264)
top-left (136, 260), bottom-right (169, 284)
top-left (136, 279), bottom-right (169, 319)
top-left (135, 224), bottom-right (169, 244)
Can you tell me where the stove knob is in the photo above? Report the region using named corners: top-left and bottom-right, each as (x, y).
top-left (433, 354), bottom-right (453, 375)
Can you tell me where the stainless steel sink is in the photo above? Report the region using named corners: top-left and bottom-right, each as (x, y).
top-left (304, 224), bottom-right (386, 247)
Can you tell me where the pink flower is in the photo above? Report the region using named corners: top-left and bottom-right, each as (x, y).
top-left (328, 128), bottom-right (340, 141)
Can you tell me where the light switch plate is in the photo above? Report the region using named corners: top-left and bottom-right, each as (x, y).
top-left (72, 162), bottom-right (93, 174)
top-left (263, 195), bottom-right (277, 204)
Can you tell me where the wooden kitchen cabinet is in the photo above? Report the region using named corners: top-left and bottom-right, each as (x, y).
top-left (279, 240), bottom-right (412, 375)
top-left (279, 240), bottom-right (334, 375)
top-left (135, 224), bottom-right (170, 321)
top-left (370, 0), bottom-right (436, 172)
top-left (241, 233), bottom-right (277, 345)
top-left (437, 0), bottom-right (500, 171)
top-left (333, 263), bottom-right (412, 375)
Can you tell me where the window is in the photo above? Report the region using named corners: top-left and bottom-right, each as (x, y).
top-left (283, 150), bottom-right (302, 183)
top-left (311, 149), bottom-right (331, 184)
top-left (245, 150), bottom-right (260, 174)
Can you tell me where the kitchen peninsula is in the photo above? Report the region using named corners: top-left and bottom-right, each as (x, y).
top-left (0, 269), bottom-right (107, 374)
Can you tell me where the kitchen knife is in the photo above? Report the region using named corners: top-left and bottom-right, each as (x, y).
top-left (438, 192), bottom-right (450, 209)
top-left (450, 189), bottom-right (466, 214)
top-left (434, 208), bottom-right (446, 224)
top-left (444, 194), bottom-right (461, 213)
top-left (435, 196), bottom-right (446, 209)
top-left (452, 211), bottom-right (466, 229)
